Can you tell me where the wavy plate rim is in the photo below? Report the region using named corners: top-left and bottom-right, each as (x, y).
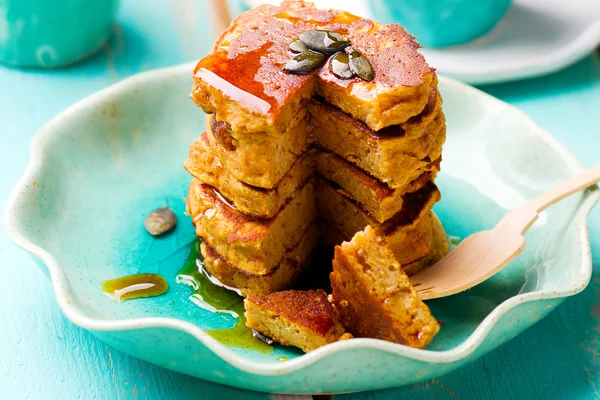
top-left (2, 62), bottom-right (598, 376)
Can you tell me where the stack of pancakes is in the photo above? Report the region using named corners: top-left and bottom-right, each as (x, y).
top-left (185, 1), bottom-right (448, 296)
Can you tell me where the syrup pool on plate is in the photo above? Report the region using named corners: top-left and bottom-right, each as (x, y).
top-left (101, 273), bottom-right (168, 301)
top-left (176, 239), bottom-right (272, 353)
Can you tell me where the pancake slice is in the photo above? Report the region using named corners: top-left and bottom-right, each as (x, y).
top-left (330, 226), bottom-right (440, 348)
top-left (201, 224), bottom-right (319, 296)
top-left (316, 179), bottom-right (440, 265)
top-left (315, 149), bottom-right (438, 223)
top-left (191, 1), bottom-right (435, 133)
top-left (309, 93), bottom-right (445, 189)
top-left (185, 133), bottom-right (313, 218)
top-left (188, 178), bottom-right (316, 276)
top-left (244, 289), bottom-right (351, 352)
top-left (205, 110), bottom-right (310, 189)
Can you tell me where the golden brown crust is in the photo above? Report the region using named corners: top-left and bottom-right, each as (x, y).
top-left (247, 289), bottom-right (337, 336)
top-left (244, 288), bottom-right (350, 352)
top-left (188, 178), bottom-right (316, 275)
top-left (185, 133), bottom-right (313, 218)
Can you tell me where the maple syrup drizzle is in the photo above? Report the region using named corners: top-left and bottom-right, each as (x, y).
top-left (194, 45), bottom-right (275, 114)
top-left (212, 187), bottom-right (239, 212)
top-left (176, 239), bottom-right (272, 352)
top-left (101, 274), bottom-right (168, 301)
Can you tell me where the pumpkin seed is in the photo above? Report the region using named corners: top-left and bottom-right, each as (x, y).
top-left (145, 207), bottom-right (177, 236)
top-left (329, 51), bottom-right (354, 79)
top-left (283, 50), bottom-right (326, 74)
top-left (289, 39), bottom-right (308, 53)
top-left (299, 30), bottom-right (350, 55)
top-left (251, 329), bottom-right (274, 345)
top-left (348, 50), bottom-right (375, 81)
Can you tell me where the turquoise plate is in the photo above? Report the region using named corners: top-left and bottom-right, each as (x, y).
top-left (2, 63), bottom-right (598, 394)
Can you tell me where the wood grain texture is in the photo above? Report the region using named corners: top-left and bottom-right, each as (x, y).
top-left (0, 1), bottom-right (264, 400)
top-left (0, 1), bottom-right (598, 399)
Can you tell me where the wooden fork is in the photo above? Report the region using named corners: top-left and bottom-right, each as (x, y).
top-left (411, 164), bottom-right (600, 300)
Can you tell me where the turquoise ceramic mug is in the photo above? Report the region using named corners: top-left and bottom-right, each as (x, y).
top-left (370, 0), bottom-right (513, 48)
top-left (0, 0), bottom-right (120, 68)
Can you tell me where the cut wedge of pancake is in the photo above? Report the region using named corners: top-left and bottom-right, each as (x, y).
top-left (330, 226), bottom-right (440, 348)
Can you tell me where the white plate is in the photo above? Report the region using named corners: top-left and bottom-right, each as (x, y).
top-left (241, 0), bottom-right (600, 84)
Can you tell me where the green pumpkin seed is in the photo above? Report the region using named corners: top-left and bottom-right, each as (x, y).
top-left (329, 51), bottom-right (354, 79)
top-left (348, 50), bottom-right (375, 81)
top-left (289, 39), bottom-right (308, 53)
top-left (145, 207), bottom-right (177, 236)
top-left (251, 329), bottom-right (274, 345)
top-left (299, 30), bottom-right (350, 55)
top-left (283, 50), bottom-right (326, 74)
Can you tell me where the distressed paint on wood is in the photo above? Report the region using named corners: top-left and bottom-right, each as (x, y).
top-left (0, 1), bottom-right (599, 399)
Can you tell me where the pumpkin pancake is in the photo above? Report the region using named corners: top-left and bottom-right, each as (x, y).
top-left (244, 289), bottom-right (351, 352)
top-left (188, 179), bottom-right (316, 276)
top-left (205, 110), bottom-right (310, 189)
top-left (310, 95), bottom-right (446, 188)
top-left (184, 1), bottom-right (448, 351)
top-left (201, 224), bottom-right (319, 296)
top-left (191, 1), bottom-right (435, 134)
top-left (316, 179), bottom-right (441, 264)
top-left (315, 149), bottom-right (439, 223)
top-left (185, 133), bottom-right (313, 218)
top-left (330, 225), bottom-right (440, 348)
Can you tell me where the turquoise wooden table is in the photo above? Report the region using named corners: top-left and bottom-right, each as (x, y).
top-left (1, 1), bottom-right (599, 399)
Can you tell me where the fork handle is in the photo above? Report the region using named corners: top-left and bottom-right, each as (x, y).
top-left (211, 0), bottom-right (231, 38)
top-left (503, 164), bottom-right (600, 234)
top-left (525, 164), bottom-right (600, 213)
